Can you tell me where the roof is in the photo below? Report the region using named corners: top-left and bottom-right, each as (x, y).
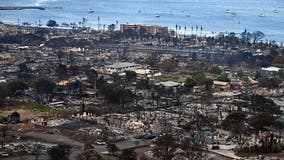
top-left (261, 67), bottom-right (281, 72)
top-left (135, 68), bottom-right (151, 75)
top-left (156, 81), bottom-right (180, 87)
top-left (213, 81), bottom-right (229, 86)
top-left (105, 62), bottom-right (139, 69)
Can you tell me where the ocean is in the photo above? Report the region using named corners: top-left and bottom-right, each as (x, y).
top-left (0, 0), bottom-right (284, 43)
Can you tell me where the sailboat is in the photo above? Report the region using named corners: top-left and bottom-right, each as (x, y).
top-left (258, 12), bottom-right (265, 17)
top-left (185, 14), bottom-right (191, 17)
top-left (88, 0), bottom-right (94, 13)
top-left (88, 8), bottom-right (94, 13)
top-left (273, 9), bottom-right (279, 13)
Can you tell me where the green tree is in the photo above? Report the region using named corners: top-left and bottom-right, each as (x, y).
top-left (48, 144), bottom-right (71, 160)
top-left (9, 112), bottom-right (20, 123)
top-left (119, 149), bottom-right (137, 160)
top-left (136, 78), bottom-right (150, 89)
top-left (251, 31), bottom-right (265, 43)
top-left (210, 66), bottom-right (222, 75)
top-left (279, 69), bottom-right (284, 80)
top-left (160, 58), bottom-right (177, 72)
top-left (248, 113), bottom-right (275, 130)
top-left (99, 83), bottom-right (134, 104)
top-left (249, 95), bottom-right (281, 114)
top-left (33, 78), bottom-right (55, 103)
top-left (222, 112), bottom-right (246, 132)
top-left (187, 61), bottom-right (203, 72)
top-left (125, 71), bottom-right (137, 82)
top-left (258, 77), bottom-right (281, 88)
top-left (56, 64), bottom-right (68, 80)
top-left (85, 68), bottom-right (98, 86)
top-left (145, 53), bottom-right (159, 67)
top-left (78, 149), bottom-right (102, 160)
top-left (153, 134), bottom-right (178, 160)
top-left (18, 62), bottom-right (28, 72)
top-left (273, 56), bottom-right (284, 67)
top-left (47, 19), bottom-right (58, 28)
top-left (0, 83), bottom-right (9, 106)
top-left (68, 80), bottom-right (85, 99)
top-left (217, 73), bottom-right (230, 82)
top-left (204, 78), bottom-right (213, 91)
top-left (108, 24), bottom-right (116, 32)
top-left (184, 77), bottom-right (196, 90)
top-left (192, 71), bottom-right (206, 86)
top-left (7, 80), bottom-right (28, 96)
top-left (68, 65), bottom-right (79, 76)
top-left (106, 143), bottom-right (119, 156)
top-left (240, 29), bottom-right (252, 43)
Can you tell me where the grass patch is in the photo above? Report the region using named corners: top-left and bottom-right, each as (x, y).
top-left (155, 74), bottom-right (181, 83)
top-left (276, 119), bottom-right (284, 123)
top-left (21, 102), bottom-right (58, 114)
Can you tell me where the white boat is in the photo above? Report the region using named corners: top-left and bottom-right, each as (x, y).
top-left (155, 14), bottom-right (160, 18)
top-left (88, 8), bottom-right (95, 13)
top-left (258, 12), bottom-right (265, 17)
top-left (225, 9), bottom-right (231, 13)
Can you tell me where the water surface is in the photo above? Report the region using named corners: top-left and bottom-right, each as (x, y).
top-left (0, 0), bottom-right (283, 42)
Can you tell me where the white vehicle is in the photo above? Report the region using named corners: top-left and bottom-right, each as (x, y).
top-left (95, 141), bottom-right (106, 145)
top-left (0, 152), bottom-right (9, 157)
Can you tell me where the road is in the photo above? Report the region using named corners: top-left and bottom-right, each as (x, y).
top-left (93, 43), bottom-right (219, 55)
top-left (23, 132), bottom-right (84, 160)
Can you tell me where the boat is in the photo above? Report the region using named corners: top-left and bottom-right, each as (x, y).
top-left (225, 9), bottom-right (231, 13)
top-left (185, 14), bottom-right (191, 17)
top-left (88, 8), bottom-right (94, 13)
top-left (273, 9), bottom-right (279, 13)
top-left (155, 14), bottom-right (160, 18)
top-left (258, 12), bottom-right (265, 17)
top-left (230, 12), bottom-right (237, 17)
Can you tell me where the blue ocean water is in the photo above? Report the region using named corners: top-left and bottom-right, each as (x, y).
top-left (0, 0), bottom-right (284, 42)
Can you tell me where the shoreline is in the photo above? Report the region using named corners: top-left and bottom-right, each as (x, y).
top-left (0, 21), bottom-right (282, 46)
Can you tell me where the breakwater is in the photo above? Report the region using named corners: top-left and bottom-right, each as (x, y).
top-left (0, 6), bottom-right (45, 10)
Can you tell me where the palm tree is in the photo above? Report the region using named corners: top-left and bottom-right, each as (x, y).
top-left (116, 20), bottom-right (119, 30)
top-left (79, 21), bottom-right (82, 28)
top-left (179, 25), bottom-right (181, 37)
top-left (82, 17), bottom-right (87, 27)
top-left (175, 24), bottom-right (178, 37)
top-left (97, 16), bottom-right (100, 29)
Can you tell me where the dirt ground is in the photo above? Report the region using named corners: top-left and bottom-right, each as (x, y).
top-left (0, 108), bottom-right (50, 121)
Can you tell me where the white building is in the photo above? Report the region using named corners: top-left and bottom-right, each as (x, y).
top-left (261, 66), bottom-right (281, 77)
top-left (105, 62), bottom-right (140, 74)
